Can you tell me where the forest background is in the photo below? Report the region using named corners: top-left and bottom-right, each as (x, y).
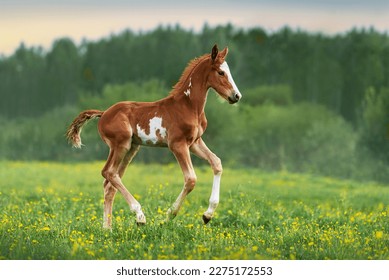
top-left (1, 24), bottom-right (389, 182)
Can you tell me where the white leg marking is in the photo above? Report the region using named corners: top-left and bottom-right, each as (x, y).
top-left (204, 174), bottom-right (221, 219)
top-left (109, 175), bottom-right (147, 224)
top-left (131, 203), bottom-right (146, 224)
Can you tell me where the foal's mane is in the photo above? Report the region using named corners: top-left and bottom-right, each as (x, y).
top-left (169, 53), bottom-right (210, 96)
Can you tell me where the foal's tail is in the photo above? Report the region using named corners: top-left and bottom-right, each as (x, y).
top-left (66, 110), bottom-right (104, 148)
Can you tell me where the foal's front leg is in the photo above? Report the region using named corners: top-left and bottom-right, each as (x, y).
top-left (190, 138), bottom-right (223, 224)
top-left (166, 143), bottom-right (197, 221)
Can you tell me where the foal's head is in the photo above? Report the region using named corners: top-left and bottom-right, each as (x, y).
top-left (208, 45), bottom-right (242, 104)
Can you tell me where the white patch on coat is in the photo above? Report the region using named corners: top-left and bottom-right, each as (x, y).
top-left (220, 61), bottom-right (242, 99)
top-left (184, 77), bottom-right (192, 96)
top-left (136, 117), bottom-right (166, 145)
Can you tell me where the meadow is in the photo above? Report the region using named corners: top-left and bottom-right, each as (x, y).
top-left (0, 161), bottom-right (387, 260)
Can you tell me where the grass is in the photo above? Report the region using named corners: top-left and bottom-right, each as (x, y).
top-left (0, 161), bottom-right (388, 260)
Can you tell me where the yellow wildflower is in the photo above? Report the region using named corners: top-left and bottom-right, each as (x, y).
top-left (375, 231), bottom-right (383, 239)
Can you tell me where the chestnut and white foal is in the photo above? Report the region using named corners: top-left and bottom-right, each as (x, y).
top-left (66, 45), bottom-right (242, 228)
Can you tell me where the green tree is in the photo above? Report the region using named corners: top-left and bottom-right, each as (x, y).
top-left (0, 44), bottom-right (45, 117)
top-left (45, 38), bottom-right (81, 107)
top-left (358, 87), bottom-right (389, 164)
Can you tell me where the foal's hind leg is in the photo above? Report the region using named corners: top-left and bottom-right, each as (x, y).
top-left (103, 180), bottom-right (116, 229)
top-left (190, 138), bottom-right (223, 224)
top-left (102, 143), bottom-right (146, 226)
top-left (103, 144), bottom-right (140, 229)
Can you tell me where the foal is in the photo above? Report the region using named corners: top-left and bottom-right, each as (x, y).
top-left (67, 45), bottom-right (242, 228)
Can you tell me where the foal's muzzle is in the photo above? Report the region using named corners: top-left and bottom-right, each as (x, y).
top-left (228, 92), bottom-right (242, 104)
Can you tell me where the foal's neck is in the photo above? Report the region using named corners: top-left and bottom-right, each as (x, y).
top-left (173, 62), bottom-right (210, 115)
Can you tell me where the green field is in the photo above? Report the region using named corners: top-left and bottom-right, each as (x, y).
top-left (0, 161), bottom-right (388, 260)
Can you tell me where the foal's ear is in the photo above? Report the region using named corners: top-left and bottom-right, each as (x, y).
top-left (211, 44), bottom-right (218, 62)
top-left (219, 47), bottom-right (229, 60)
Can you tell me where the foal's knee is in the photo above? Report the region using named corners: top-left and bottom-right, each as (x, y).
top-left (212, 156), bottom-right (223, 175)
top-left (102, 169), bottom-right (118, 182)
top-left (185, 175), bottom-right (197, 192)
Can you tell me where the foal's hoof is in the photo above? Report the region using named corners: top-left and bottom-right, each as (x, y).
top-left (202, 214), bottom-right (211, 224)
top-left (136, 213), bottom-right (146, 225)
top-left (165, 208), bottom-right (176, 222)
top-left (102, 225), bottom-right (113, 232)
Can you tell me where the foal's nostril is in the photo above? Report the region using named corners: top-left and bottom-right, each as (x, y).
top-left (234, 93), bottom-right (240, 100)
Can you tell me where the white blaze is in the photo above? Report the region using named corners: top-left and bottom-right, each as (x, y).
top-left (220, 61), bottom-right (242, 99)
top-left (136, 117), bottom-right (166, 145)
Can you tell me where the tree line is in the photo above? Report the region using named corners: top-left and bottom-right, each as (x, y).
top-left (0, 24), bottom-right (388, 182)
top-left (1, 24), bottom-right (389, 122)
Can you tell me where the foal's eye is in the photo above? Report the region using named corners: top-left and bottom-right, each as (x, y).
top-left (218, 71), bottom-right (225, 76)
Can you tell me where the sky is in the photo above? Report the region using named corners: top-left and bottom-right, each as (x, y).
top-left (1, 0), bottom-right (389, 56)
